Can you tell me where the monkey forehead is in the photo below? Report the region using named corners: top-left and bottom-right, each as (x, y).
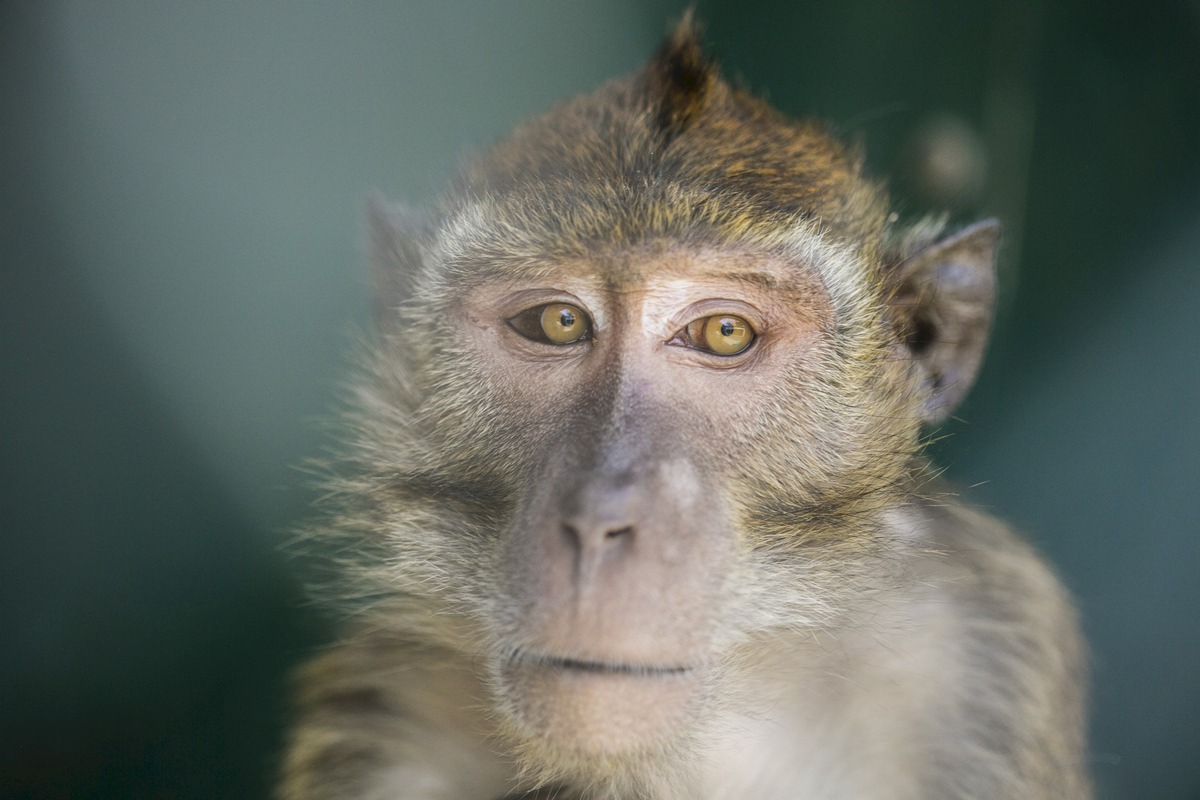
top-left (452, 62), bottom-right (891, 248)
top-left (431, 199), bottom-right (878, 322)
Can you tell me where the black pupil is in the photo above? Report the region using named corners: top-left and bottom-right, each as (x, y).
top-left (720, 320), bottom-right (735, 337)
top-left (558, 310), bottom-right (576, 329)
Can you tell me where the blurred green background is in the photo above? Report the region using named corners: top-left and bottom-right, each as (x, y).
top-left (2, 2), bottom-right (1197, 798)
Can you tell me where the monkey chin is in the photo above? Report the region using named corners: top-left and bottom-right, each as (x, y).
top-left (497, 652), bottom-right (705, 764)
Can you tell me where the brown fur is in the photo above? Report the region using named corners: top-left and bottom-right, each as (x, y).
top-left (281, 18), bottom-right (1089, 800)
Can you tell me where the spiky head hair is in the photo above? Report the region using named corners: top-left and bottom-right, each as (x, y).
top-left (449, 17), bottom-right (889, 260)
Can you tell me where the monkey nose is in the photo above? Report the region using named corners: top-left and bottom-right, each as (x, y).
top-left (559, 518), bottom-right (636, 554)
top-left (555, 477), bottom-right (646, 572)
top-left (555, 514), bottom-right (637, 590)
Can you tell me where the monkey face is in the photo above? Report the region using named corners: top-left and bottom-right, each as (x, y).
top-left (353, 202), bottom-right (994, 782)
top-left (434, 244), bottom-right (864, 757)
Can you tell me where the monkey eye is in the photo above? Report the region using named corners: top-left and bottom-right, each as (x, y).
top-left (507, 303), bottom-right (592, 345)
top-left (672, 314), bottom-right (756, 356)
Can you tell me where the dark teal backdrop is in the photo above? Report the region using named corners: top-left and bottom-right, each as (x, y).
top-left (3, 2), bottom-right (1197, 798)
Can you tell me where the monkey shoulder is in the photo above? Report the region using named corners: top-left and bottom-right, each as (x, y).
top-left (280, 637), bottom-right (511, 800)
top-left (877, 494), bottom-right (1084, 681)
top-left (851, 495), bottom-right (1089, 797)
top-left (890, 495), bottom-right (1078, 627)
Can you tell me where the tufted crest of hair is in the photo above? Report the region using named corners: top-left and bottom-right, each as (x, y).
top-left (450, 17), bottom-right (888, 256)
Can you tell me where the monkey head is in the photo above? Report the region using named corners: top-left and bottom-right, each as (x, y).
top-left (340, 18), bottom-right (999, 789)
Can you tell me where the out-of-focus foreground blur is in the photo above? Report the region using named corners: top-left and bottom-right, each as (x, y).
top-left (3, 2), bottom-right (1197, 798)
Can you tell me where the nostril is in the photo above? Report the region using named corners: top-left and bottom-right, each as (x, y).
top-left (562, 519), bottom-right (634, 547)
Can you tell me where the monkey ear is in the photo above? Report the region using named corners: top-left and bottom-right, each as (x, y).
top-left (366, 191), bottom-right (425, 330)
top-left (889, 219), bottom-right (1000, 425)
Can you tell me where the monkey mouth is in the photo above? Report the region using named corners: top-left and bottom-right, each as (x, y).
top-left (504, 647), bottom-right (693, 677)
top-left (498, 645), bottom-right (707, 755)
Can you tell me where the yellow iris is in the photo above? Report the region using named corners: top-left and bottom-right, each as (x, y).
top-left (685, 314), bottom-right (754, 355)
top-left (539, 303), bottom-right (588, 344)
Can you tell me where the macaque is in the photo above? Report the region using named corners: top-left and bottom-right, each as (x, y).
top-left (281, 18), bottom-right (1089, 800)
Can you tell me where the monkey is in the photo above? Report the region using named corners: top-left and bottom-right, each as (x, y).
top-left (280, 18), bottom-right (1090, 800)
